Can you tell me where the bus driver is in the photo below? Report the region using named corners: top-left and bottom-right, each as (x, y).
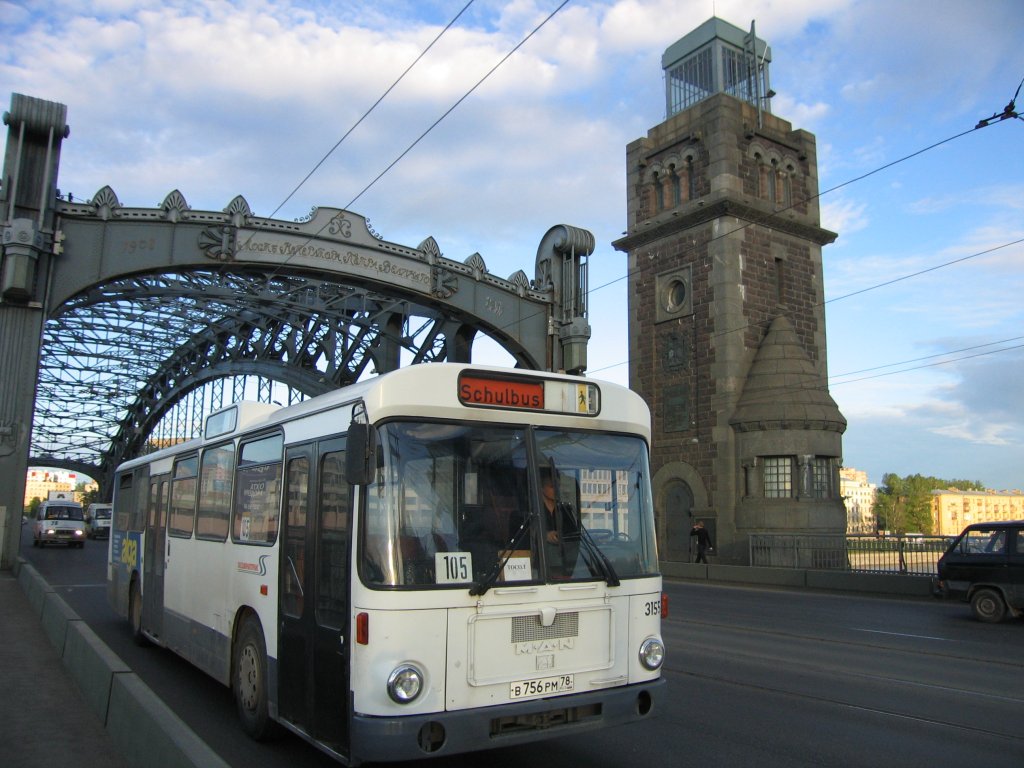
top-left (540, 475), bottom-right (580, 578)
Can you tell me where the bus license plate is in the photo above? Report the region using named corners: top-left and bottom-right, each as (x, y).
top-left (509, 674), bottom-right (574, 700)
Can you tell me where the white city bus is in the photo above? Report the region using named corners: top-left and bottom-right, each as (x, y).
top-left (107, 363), bottom-right (665, 764)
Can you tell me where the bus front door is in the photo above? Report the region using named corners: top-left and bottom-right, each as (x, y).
top-left (279, 440), bottom-right (351, 753)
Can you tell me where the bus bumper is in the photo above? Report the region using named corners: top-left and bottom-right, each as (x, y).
top-left (349, 677), bottom-right (665, 764)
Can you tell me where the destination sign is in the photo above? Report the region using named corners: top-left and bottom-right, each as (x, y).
top-left (457, 371), bottom-right (600, 416)
top-left (458, 373), bottom-right (545, 410)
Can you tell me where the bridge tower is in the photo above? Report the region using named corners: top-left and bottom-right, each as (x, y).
top-left (613, 18), bottom-right (847, 566)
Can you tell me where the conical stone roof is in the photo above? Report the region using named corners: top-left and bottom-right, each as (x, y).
top-left (730, 315), bottom-right (847, 433)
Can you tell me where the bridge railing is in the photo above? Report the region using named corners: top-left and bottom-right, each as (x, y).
top-left (749, 533), bottom-right (956, 575)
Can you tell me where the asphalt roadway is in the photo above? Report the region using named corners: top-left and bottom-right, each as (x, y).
top-left (7, 522), bottom-right (1024, 768)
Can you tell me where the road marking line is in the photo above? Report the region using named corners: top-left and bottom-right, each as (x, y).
top-left (852, 628), bottom-right (952, 641)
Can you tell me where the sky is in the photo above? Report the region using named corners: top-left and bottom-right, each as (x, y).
top-left (2, 0), bottom-right (1022, 491)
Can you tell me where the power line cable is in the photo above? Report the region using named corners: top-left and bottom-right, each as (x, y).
top-left (692, 338), bottom-right (1024, 410)
top-left (584, 234), bottom-right (1024, 377)
top-left (246, 0), bottom-right (570, 277)
top-left (830, 341), bottom-right (1024, 388)
top-left (829, 335), bottom-right (1024, 380)
top-left (344, 0), bottom-right (571, 210)
top-left (266, 0), bottom-right (478, 220)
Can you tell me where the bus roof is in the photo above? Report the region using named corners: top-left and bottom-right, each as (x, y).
top-left (115, 364), bottom-right (651, 472)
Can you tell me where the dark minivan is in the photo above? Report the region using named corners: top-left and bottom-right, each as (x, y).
top-left (934, 521), bottom-right (1024, 622)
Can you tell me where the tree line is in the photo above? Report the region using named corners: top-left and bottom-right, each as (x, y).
top-left (872, 473), bottom-right (985, 535)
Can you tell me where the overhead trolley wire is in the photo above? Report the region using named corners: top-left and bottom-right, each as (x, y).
top-left (255, 0), bottom-right (571, 273)
top-left (266, 0), bottom-right (479, 221)
top-left (344, 0), bottom-right (571, 210)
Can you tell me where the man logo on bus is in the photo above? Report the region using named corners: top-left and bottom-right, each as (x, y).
top-left (515, 638), bottom-right (575, 654)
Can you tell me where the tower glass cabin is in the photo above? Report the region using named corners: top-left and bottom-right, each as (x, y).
top-left (663, 18), bottom-right (773, 120)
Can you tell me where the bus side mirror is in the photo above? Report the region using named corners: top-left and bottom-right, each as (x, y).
top-left (346, 423), bottom-right (377, 485)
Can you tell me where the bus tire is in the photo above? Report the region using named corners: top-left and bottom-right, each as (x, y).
top-left (970, 588), bottom-right (1006, 623)
top-left (233, 615), bottom-right (278, 741)
top-left (129, 579), bottom-right (149, 646)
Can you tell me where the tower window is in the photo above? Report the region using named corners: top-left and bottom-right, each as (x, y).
top-left (667, 46), bottom-right (713, 114)
top-left (763, 456), bottom-right (793, 498)
top-left (812, 458), bottom-right (834, 499)
top-left (774, 257), bottom-right (784, 305)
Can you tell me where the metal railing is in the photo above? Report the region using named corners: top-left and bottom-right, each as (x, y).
top-left (749, 534), bottom-right (956, 575)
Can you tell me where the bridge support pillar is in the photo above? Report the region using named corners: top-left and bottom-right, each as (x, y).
top-left (0, 94), bottom-right (67, 569)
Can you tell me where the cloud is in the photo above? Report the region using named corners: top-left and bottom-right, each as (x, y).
top-left (821, 196), bottom-right (868, 237)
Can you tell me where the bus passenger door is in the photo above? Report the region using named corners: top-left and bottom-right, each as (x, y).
top-left (143, 473), bottom-right (167, 638)
top-left (278, 439), bottom-right (351, 752)
top-left (279, 446), bottom-right (312, 730)
top-left (312, 439), bottom-right (351, 749)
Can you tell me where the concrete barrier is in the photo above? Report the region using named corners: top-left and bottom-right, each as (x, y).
top-left (16, 558), bottom-right (49, 615)
top-left (40, 588), bottom-right (80, 653)
top-left (15, 559), bottom-right (229, 768)
top-left (63, 619), bottom-right (132, 723)
top-left (661, 559), bottom-right (933, 597)
top-left (107, 673), bottom-right (230, 768)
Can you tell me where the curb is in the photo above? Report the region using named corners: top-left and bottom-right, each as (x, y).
top-left (13, 557), bottom-right (230, 768)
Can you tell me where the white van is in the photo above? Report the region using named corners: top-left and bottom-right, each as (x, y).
top-left (86, 503), bottom-right (113, 539)
top-left (33, 500), bottom-right (86, 548)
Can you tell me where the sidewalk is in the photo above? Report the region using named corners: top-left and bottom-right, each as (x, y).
top-left (0, 569), bottom-right (130, 768)
top-left (2, 560), bottom-right (229, 768)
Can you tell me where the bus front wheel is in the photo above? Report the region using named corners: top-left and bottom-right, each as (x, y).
top-left (971, 588), bottom-right (1007, 623)
top-left (233, 616), bottom-right (278, 740)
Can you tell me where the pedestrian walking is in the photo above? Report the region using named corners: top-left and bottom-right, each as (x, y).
top-left (690, 520), bottom-right (711, 563)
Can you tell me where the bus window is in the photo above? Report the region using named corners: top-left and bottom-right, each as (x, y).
top-left (318, 451), bottom-right (349, 628)
top-left (115, 473), bottom-right (132, 532)
top-left (169, 456), bottom-right (199, 537)
top-left (232, 434), bottom-right (283, 544)
top-left (283, 457), bottom-right (309, 618)
top-left (534, 429), bottom-right (658, 580)
top-left (198, 443), bottom-right (234, 541)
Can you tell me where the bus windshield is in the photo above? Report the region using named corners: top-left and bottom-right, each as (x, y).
top-left (358, 421), bottom-right (658, 588)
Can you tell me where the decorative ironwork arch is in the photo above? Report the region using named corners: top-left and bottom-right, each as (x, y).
top-left (2, 95), bottom-right (594, 519)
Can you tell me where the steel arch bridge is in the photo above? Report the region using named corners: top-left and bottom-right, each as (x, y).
top-left (0, 94), bottom-right (594, 566)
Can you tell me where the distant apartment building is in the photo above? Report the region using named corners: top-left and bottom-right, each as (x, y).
top-left (840, 467), bottom-right (877, 534)
top-left (931, 488), bottom-right (1024, 536)
top-left (24, 468), bottom-right (79, 505)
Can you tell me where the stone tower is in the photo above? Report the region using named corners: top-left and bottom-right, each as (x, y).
top-left (612, 18), bottom-right (847, 566)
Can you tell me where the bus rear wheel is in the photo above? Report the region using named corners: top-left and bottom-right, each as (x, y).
top-left (129, 579), bottom-right (149, 646)
top-left (233, 616), bottom-right (278, 741)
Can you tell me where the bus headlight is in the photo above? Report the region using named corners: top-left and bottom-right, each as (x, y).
top-left (639, 637), bottom-right (665, 670)
top-left (387, 664), bottom-right (424, 703)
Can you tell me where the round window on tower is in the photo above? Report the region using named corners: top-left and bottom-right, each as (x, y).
top-left (663, 279), bottom-right (687, 313)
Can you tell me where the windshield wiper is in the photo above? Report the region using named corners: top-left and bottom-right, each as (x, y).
top-left (572, 518), bottom-right (620, 587)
